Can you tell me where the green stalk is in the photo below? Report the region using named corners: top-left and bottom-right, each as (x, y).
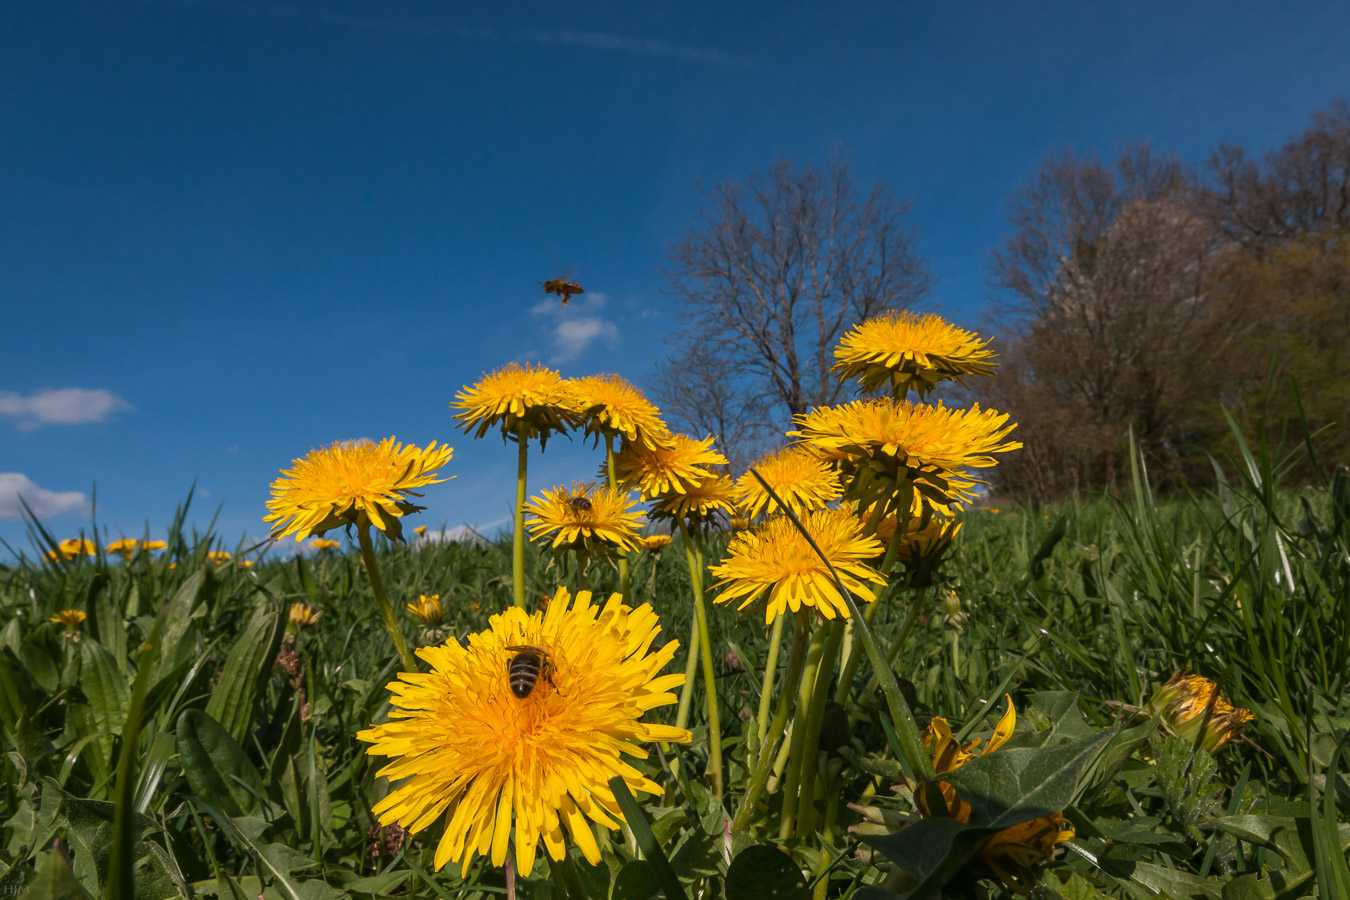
top-left (795, 620), bottom-right (845, 838)
top-left (674, 606), bottom-right (700, 731)
top-left (833, 527), bottom-right (909, 705)
top-left (749, 469), bottom-right (933, 785)
top-left (681, 520), bottom-right (723, 800)
top-left (513, 431), bottom-right (529, 609)
top-left (756, 614), bottom-right (786, 749)
top-left (863, 587), bottom-right (928, 698)
top-left (358, 524), bottom-right (418, 673)
top-left (732, 612), bottom-right (810, 832)
top-left (606, 437), bottom-right (632, 601)
top-left (778, 619), bottom-right (827, 839)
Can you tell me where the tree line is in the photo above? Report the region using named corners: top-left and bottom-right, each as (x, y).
top-left (651, 100), bottom-right (1349, 502)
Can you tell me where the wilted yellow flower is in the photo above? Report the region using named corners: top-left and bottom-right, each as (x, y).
top-left (833, 311), bottom-right (998, 398)
top-left (1149, 670), bottom-right (1253, 752)
top-left (311, 538), bottom-right (342, 552)
top-left (648, 474), bottom-right (739, 524)
top-left (47, 538), bottom-right (96, 562)
top-left (207, 550), bottom-right (232, 564)
top-left (615, 433), bottom-right (726, 498)
top-left (288, 602), bottom-right (323, 628)
top-left (106, 538), bottom-right (139, 559)
top-left (921, 698), bottom-right (1074, 892)
top-left (523, 482), bottom-right (643, 553)
top-left (570, 374), bottom-right (674, 453)
top-left (452, 362), bottom-right (580, 445)
top-left (709, 508), bottom-right (886, 624)
top-left (734, 446), bottom-right (841, 519)
top-left (407, 594), bottom-right (445, 624)
top-left (49, 609), bottom-right (87, 628)
top-left (791, 399), bottom-right (1018, 515)
top-left (265, 437), bottom-right (454, 541)
top-left (357, 588), bottom-right (690, 876)
top-left (637, 534), bottom-right (672, 551)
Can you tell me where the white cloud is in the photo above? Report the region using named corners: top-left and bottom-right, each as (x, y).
top-left (0, 388), bottom-right (132, 430)
top-left (0, 473), bottom-right (87, 521)
top-left (420, 518), bottom-right (508, 544)
top-left (552, 318), bottom-right (619, 363)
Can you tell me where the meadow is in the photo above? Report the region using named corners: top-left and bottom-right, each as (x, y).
top-left (2, 338), bottom-right (1349, 899)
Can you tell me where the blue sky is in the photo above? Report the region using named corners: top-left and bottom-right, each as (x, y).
top-left (3, 0), bottom-right (1348, 558)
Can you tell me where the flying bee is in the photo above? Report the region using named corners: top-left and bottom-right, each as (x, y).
top-left (504, 645), bottom-right (556, 699)
top-left (540, 278), bottom-right (585, 307)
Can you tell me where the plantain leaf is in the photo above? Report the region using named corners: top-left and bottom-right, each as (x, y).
top-left (176, 708), bottom-right (266, 818)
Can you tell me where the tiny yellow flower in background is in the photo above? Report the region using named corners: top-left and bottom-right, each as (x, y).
top-left (142, 539), bottom-right (168, 551)
top-left (107, 537), bottom-right (139, 559)
top-left (615, 433), bottom-right (727, 498)
top-left (647, 474), bottom-right (739, 524)
top-left (406, 594), bottom-right (445, 624)
top-left (357, 588), bottom-right (690, 877)
top-left (413, 525), bottom-right (427, 536)
top-left (523, 482), bottom-right (644, 552)
top-left (49, 609), bottom-right (87, 628)
top-left (288, 602), bottom-right (323, 629)
top-left (728, 516), bottom-right (752, 532)
top-left (570, 373), bottom-right (674, 452)
top-left (48, 538), bottom-right (96, 561)
top-left (265, 437), bottom-right (454, 541)
top-left (1149, 669), bottom-right (1254, 752)
top-left (311, 538), bottom-right (342, 552)
top-left (208, 550), bottom-right (232, 564)
top-left (237, 560), bottom-right (255, 569)
top-left (709, 508), bottom-right (886, 624)
top-left (452, 362), bottom-right (580, 444)
top-left (919, 698), bottom-right (1074, 892)
top-left (734, 446), bottom-right (842, 519)
top-left (637, 534), bottom-right (672, 551)
top-left (833, 310), bottom-right (999, 398)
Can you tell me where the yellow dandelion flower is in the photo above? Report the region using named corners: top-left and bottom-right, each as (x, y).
top-left (637, 534), bottom-right (672, 551)
top-left (1148, 670), bottom-right (1253, 752)
top-left (648, 474), bottom-right (739, 525)
top-left (49, 609), bottom-right (87, 628)
top-left (265, 437), bottom-right (454, 541)
top-left (709, 508), bottom-right (886, 624)
top-left (523, 482), bottom-right (643, 553)
top-left (615, 433), bottom-right (726, 498)
top-left (407, 594), bottom-right (445, 624)
top-left (288, 602), bottom-right (323, 628)
top-left (237, 560), bottom-right (255, 569)
top-left (207, 550), bottom-right (232, 564)
top-left (833, 311), bottom-right (999, 398)
top-left (452, 362), bottom-right (580, 445)
top-left (728, 516), bottom-right (752, 532)
top-left (49, 538), bottom-right (96, 561)
top-left (919, 698), bottom-right (1074, 892)
top-left (357, 588), bottom-right (690, 877)
top-left (143, 540), bottom-right (167, 551)
top-left (414, 525), bottom-right (428, 536)
top-left (875, 515), bottom-right (963, 566)
top-left (570, 374), bottom-right (674, 452)
top-left (311, 538), bottom-right (342, 552)
top-left (106, 538), bottom-right (139, 559)
top-left (734, 446), bottom-right (842, 519)
top-left (791, 399), bottom-right (1018, 514)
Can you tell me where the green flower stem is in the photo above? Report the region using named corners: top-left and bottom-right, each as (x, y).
top-left (833, 526), bottom-right (909, 705)
top-left (863, 587), bottom-right (929, 698)
top-left (778, 618), bottom-right (827, 839)
top-left (674, 605), bottom-right (700, 732)
top-left (680, 520), bottom-right (723, 801)
top-left (513, 430), bottom-right (529, 609)
top-left (357, 524), bottom-right (417, 673)
top-left (732, 612), bottom-right (810, 832)
top-left (606, 437), bottom-right (632, 601)
top-left (755, 614), bottom-right (787, 749)
top-left (749, 469), bottom-right (933, 785)
top-left (795, 619), bottom-right (845, 838)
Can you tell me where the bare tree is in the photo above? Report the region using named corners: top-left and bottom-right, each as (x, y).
top-left (651, 157), bottom-right (933, 468)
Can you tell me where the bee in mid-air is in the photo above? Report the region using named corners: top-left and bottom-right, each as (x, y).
top-left (505, 645), bottom-right (556, 699)
top-left (541, 278), bottom-right (585, 307)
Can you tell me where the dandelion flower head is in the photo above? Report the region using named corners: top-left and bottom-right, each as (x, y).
top-left (49, 609), bottom-right (88, 628)
top-left (648, 474), bottom-right (739, 524)
top-left (637, 534), bottom-right (672, 551)
top-left (735, 446), bottom-right (842, 520)
top-left (1149, 669), bottom-right (1253, 752)
top-left (523, 482), bottom-right (644, 553)
top-left (311, 538), bottom-right (342, 552)
top-left (288, 602), bottom-right (322, 629)
top-left (615, 433), bottom-right (726, 499)
top-left (47, 538), bottom-right (96, 562)
top-left (357, 588), bottom-right (690, 876)
top-left (107, 538), bottom-right (139, 559)
top-left (709, 508), bottom-right (886, 624)
top-left (407, 594), bottom-right (445, 624)
top-left (570, 374), bottom-right (674, 453)
top-left (265, 437), bottom-right (454, 541)
top-left (452, 362), bottom-right (580, 446)
top-left (833, 311), bottom-right (998, 398)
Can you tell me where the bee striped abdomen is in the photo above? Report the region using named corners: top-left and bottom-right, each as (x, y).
top-left (505, 645), bottom-right (552, 699)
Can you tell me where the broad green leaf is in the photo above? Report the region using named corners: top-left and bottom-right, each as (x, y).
top-left (80, 639), bottom-right (130, 740)
top-left (176, 708), bottom-right (267, 818)
top-left (724, 845), bottom-right (809, 900)
top-left (1214, 814), bottom-right (1350, 898)
top-left (0, 648), bottom-right (38, 735)
top-left (24, 849), bottom-right (92, 900)
top-left (205, 602), bottom-right (285, 745)
top-left (944, 730), bottom-right (1111, 828)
